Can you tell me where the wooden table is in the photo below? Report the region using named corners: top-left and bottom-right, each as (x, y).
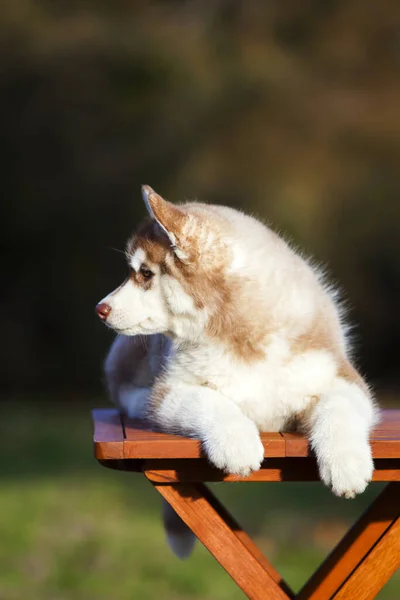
top-left (92, 408), bottom-right (400, 600)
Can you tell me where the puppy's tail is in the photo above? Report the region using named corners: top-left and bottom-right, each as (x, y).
top-left (162, 500), bottom-right (196, 559)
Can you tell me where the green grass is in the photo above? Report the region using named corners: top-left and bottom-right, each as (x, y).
top-left (0, 399), bottom-right (398, 600)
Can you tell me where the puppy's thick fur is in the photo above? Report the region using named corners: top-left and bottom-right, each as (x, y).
top-left (98, 186), bottom-right (377, 557)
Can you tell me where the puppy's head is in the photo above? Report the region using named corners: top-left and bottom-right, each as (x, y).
top-left (96, 186), bottom-right (231, 339)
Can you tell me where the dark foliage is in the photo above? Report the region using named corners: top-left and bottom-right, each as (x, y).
top-left (1, 1), bottom-right (399, 396)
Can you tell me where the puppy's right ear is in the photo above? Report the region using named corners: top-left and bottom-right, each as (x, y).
top-left (141, 185), bottom-right (189, 261)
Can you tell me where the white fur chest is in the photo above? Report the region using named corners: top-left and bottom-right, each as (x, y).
top-left (166, 336), bottom-right (338, 431)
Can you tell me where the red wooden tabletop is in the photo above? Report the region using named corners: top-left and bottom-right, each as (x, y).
top-left (93, 408), bottom-right (400, 461)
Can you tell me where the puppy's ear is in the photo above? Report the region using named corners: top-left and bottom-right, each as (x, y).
top-left (141, 185), bottom-right (189, 261)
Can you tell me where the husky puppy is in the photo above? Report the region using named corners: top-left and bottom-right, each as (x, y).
top-left (96, 186), bottom-right (376, 556)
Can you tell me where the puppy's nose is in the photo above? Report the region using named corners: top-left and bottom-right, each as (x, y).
top-left (96, 302), bottom-right (112, 321)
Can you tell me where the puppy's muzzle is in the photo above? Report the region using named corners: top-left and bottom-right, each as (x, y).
top-left (96, 302), bottom-right (112, 321)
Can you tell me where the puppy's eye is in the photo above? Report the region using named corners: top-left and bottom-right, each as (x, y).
top-left (140, 266), bottom-right (154, 279)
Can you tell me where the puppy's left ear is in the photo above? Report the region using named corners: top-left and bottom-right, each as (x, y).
top-left (141, 185), bottom-right (189, 261)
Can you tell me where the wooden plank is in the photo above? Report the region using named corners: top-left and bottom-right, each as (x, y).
top-left (124, 429), bottom-right (204, 459)
top-left (373, 410), bottom-right (400, 437)
top-left (364, 409), bottom-right (400, 458)
top-left (93, 409), bottom-right (400, 463)
top-left (333, 517), bottom-right (400, 600)
top-left (282, 436), bottom-right (400, 459)
top-left (371, 463), bottom-right (400, 481)
top-left (298, 482), bottom-right (400, 600)
top-left (372, 429), bottom-right (400, 436)
top-left (123, 415), bottom-right (285, 458)
top-left (153, 482), bottom-right (291, 600)
top-left (370, 440), bottom-right (400, 459)
top-left (282, 437), bottom-right (400, 459)
top-left (144, 458), bottom-right (399, 483)
top-left (92, 408), bottom-right (124, 460)
top-left (144, 458), bottom-right (320, 482)
top-left (282, 432), bottom-right (311, 457)
top-left (283, 409), bottom-right (400, 458)
top-left (379, 409), bottom-right (400, 422)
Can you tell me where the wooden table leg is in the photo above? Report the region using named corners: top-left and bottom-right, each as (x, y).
top-left (333, 517), bottom-right (400, 600)
top-left (298, 482), bottom-right (400, 600)
top-left (195, 483), bottom-right (293, 598)
top-left (151, 481), bottom-right (293, 600)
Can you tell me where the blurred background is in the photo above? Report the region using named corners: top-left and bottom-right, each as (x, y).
top-left (1, 1), bottom-right (399, 599)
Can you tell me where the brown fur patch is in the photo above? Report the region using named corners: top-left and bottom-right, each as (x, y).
top-left (160, 249), bottom-right (267, 362)
top-left (128, 220), bottom-right (171, 265)
top-left (145, 187), bottom-right (187, 239)
top-left (127, 220), bottom-right (172, 291)
top-left (130, 268), bottom-right (154, 290)
top-left (205, 276), bottom-right (267, 362)
top-left (291, 303), bottom-right (370, 395)
top-left (338, 359), bottom-right (370, 395)
top-left (291, 300), bottom-right (339, 356)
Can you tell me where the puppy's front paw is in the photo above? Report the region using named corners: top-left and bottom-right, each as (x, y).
top-left (318, 441), bottom-right (374, 499)
top-left (204, 420), bottom-right (264, 477)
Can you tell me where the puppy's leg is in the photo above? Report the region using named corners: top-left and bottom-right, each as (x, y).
top-left (104, 334), bottom-right (168, 416)
top-left (150, 383), bottom-right (264, 477)
top-left (119, 385), bottom-right (150, 419)
top-left (307, 377), bottom-right (377, 498)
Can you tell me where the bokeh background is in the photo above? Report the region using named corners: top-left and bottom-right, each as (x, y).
top-left (1, 1), bottom-right (399, 599)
